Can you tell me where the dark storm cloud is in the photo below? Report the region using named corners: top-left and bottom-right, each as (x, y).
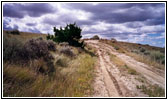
top-left (124, 21), bottom-right (144, 28)
top-left (77, 20), bottom-right (97, 26)
top-left (26, 23), bottom-right (37, 26)
top-left (43, 18), bottom-right (97, 26)
top-left (3, 3), bottom-right (55, 18)
top-left (42, 15), bottom-right (96, 26)
top-left (3, 4), bottom-right (24, 18)
top-left (42, 13), bottom-right (77, 26)
top-left (66, 3), bottom-right (165, 24)
top-left (144, 19), bottom-right (165, 25)
top-left (101, 33), bottom-right (129, 40)
top-left (65, 3), bottom-right (130, 13)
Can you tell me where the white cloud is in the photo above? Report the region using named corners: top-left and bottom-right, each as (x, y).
top-left (139, 25), bottom-right (165, 34)
top-left (83, 21), bottom-right (111, 32)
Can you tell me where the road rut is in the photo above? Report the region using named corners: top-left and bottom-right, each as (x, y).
top-left (86, 40), bottom-right (165, 97)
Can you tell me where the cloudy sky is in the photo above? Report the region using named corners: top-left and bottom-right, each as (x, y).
top-left (3, 3), bottom-right (165, 47)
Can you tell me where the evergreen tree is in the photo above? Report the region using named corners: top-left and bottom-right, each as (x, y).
top-left (47, 23), bottom-right (84, 48)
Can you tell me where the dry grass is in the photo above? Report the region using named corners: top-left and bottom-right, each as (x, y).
top-left (126, 52), bottom-right (164, 70)
top-left (127, 68), bottom-right (138, 75)
top-left (4, 30), bottom-right (47, 43)
top-left (100, 39), bottom-right (165, 70)
top-left (136, 84), bottom-right (165, 97)
top-left (3, 31), bottom-right (97, 97)
top-left (109, 54), bottom-right (137, 75)
top-left (117, 42), bottom-right (165, 70)
top-left (3, 51), bottom-right (96, 97)
top-left (99, 39), bottom-right (126, 53)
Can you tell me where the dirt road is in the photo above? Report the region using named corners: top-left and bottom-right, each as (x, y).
top-left (85, 40), bottom-right (165, 97)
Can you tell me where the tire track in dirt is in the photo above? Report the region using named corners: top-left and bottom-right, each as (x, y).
top-left (101, 53), bottom-right (130, 97)
top-left (86, 40), bottom-right (165, 97)
top-left (90, 44), bottom-right (136, 97)
top-left (97, 50), bottom-right (120, 96)
top-left (100, 50), bottom-right (123, 96)
top-left (100, 42), bottom-right (165, 88)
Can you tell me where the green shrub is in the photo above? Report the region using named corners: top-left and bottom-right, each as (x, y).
top-left (46, 33), bottom-right (51, 40)
top-left (140, 48), bottom-right (146, 52)
top-left (114, 46), bottom-right (119, 50)
top-left (144, 51), bottom-right (150, 55)
top-left (91, 35), bottom-right (99, 40)
top-left (9, 29), bottom-right (20, 35)
top-left (47, 23), bottom-right (84, 48)
top-left (161, 59), bottom-right (165, 64)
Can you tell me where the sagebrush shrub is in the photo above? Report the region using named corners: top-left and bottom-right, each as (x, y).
top-left (23, 38), bottom-right (56, 60)
top-left (3, 35), bottom-right (23, 62)
top-left (144, 52), bottom-right (150, 55)
top-left (60, 47), bottom-right (75, 57)
top-left (47, 40), bottom-right (56, 51)
top-left (3, 36), bottom-right (56, 75)
top-left (23, 39), bottom-right (49, 59)
top-left (140, 48), bottom-right (146, 52)
top-left (3, 35), bottom-right (56, 63)
top-left (150, 51), bottom-right (165, 64)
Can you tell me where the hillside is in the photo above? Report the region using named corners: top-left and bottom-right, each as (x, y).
top-left (3, 30), bottom-right (97, 97)
top-left (3, 30), bottom-right (165, 97)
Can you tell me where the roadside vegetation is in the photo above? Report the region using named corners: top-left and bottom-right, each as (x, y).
top-left (3, 24), bottom-right (97, 97)
top-left (46, 23), bottom-right (84, 48)
top-left (100, 39), bottom-right (165, 70)
top-left (106, 40), bottom-right (165, 97)
top-left (108, 53), bottom-right (138, 75)
top-left (90, 35), bottom-right (100, 40)
top-left (136, 84), bottom-right (165, 97)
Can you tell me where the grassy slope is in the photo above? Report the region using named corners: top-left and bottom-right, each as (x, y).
top-left (3, 30), bottom-right (47, 43)
top-left (99, 39), bottom-right (165, 70)
top-left (3, 31), bottom-right (97, 97)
